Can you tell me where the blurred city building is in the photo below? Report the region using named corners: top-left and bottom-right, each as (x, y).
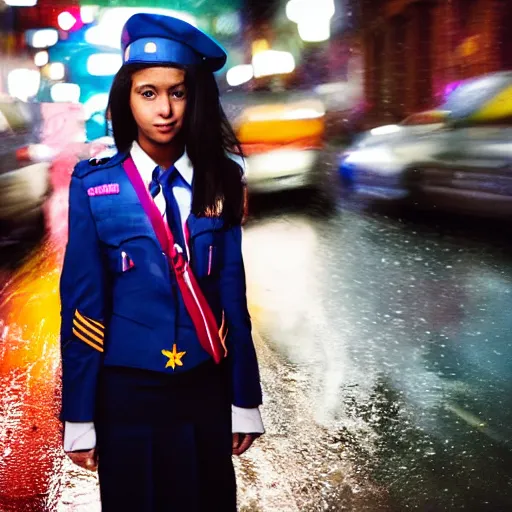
top-left (360, 0), bottom-right (512, 127)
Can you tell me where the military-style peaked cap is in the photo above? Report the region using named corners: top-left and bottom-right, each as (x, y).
top-left (121, 13), bottom-right (227, 71)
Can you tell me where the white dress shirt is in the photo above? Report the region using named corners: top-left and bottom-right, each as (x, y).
top-left (64, 142), bottom-right (263, 452)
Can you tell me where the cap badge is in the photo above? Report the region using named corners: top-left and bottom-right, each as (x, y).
top-left (144, 42), bottom-right (157, 54)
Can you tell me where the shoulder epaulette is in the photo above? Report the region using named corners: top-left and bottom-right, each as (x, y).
top-left (72, 151), bottom-right (128, 179)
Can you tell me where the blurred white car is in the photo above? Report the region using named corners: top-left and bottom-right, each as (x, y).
top-left (339, 71), bottom-right (512, 216)
top-left (0, 95), bottom-right (52, 244)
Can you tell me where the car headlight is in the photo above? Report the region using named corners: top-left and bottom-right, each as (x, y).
top-left (344, 146), bottom-right (400, 174)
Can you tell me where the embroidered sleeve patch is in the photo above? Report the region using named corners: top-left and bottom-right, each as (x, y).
top-left (72, 310), bottom-right (105, 352)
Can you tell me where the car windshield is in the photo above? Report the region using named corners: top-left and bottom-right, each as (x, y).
top-left (440, 72), bottom-right (512, 115)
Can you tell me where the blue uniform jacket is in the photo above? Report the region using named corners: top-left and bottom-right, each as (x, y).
top-left (59, 151), bottom-right (263, 422)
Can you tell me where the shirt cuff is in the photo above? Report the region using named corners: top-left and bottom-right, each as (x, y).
top-left (63, 421), bottom-right (96, 452)
top-left (231, 405), bottom-right (264, 434)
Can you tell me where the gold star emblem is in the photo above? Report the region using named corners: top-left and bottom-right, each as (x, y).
top-left (162, 344), bottom-right (186, 370)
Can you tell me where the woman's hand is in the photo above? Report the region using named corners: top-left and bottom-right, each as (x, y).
top-left (66, 448), bottom-right (98, 472)
top-left (232, 433), bottom-right (261, 456)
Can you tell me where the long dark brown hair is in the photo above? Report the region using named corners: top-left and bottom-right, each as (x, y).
top-left (108, 63), bottom-right (246, 225)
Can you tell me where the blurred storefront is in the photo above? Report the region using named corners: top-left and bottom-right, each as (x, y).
top-left (361, 0), bottom-right (512, 126)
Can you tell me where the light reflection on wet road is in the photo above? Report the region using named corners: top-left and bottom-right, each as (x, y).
top-left (244, 202), bottom-right (512, 510)
top-left (1, 185), bottom-right (512, 510)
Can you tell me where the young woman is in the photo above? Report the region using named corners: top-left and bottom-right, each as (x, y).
top-left (59, 13), bottom-right (263, 511)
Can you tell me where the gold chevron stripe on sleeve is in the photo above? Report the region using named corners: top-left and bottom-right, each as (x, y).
top-left (73, 318), bottom-right (104, 345)
top-left (72, 327), bottom-right (104, 352)
top-left (75, 310), bottom-right (104, 337)
top-left (81, 313), bottom-right (105, 330)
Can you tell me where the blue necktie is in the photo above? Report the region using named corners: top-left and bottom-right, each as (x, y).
top-left (148, 166), bottom-right (161, 199)
top-left (161, 167), bottom-right (190, 252)
top-left (148, 165), bottom-right (187, 250)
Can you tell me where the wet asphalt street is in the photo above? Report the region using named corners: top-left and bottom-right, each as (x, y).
top-left (243, 196), bottom-right (512, 511)
top-left (1, 183), bottom-right (512, 511)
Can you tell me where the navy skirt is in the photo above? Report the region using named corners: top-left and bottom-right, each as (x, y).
top-left (96, 360), bottom-right (236, 512)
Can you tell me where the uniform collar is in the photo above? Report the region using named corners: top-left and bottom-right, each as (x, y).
top-left (130, 140), bottom-right (193, 186)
